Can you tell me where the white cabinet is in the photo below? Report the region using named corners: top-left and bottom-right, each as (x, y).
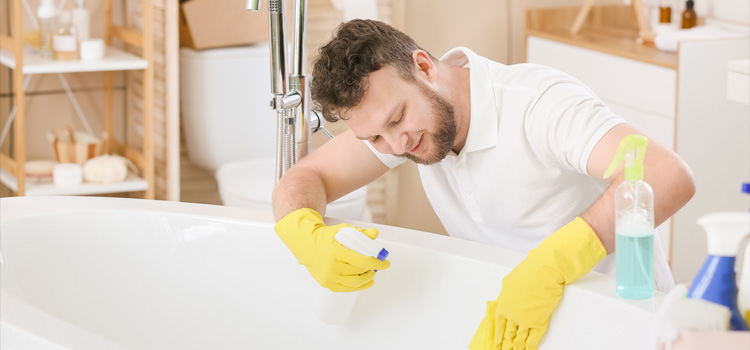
top-left (525, 6), bottom-right (749, 282)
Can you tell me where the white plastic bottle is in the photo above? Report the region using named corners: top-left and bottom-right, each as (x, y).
top-left (604, 135), bottom-right (654, 300)
top-left (72, 0), bottom-right (90, 43)
top-left (314, 227), bottom-right (389, 325)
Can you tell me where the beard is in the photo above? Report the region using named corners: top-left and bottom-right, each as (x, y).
top-left (398, 82), bottom-right (457, 165)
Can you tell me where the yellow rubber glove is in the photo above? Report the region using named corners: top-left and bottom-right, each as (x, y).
top-left (469, 217), bottom-right (607, 350)
top-left (274, 208), bottom-right (390, 292)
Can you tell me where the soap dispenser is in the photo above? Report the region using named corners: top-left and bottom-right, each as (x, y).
top-left (37, 0), bottom-right (58, 57)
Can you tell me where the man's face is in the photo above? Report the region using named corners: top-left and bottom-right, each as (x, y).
top-left (342, 66), bottom-right (456, 165)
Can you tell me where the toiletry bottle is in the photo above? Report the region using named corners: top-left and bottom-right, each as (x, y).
top-left (737, 182), bottom-right (750, 324)
top-left (314, 227), bottom-right (389, 325)
top-left (37, 0), bottom-right (58, 57)
top-left (687, 211), bottom-right (750, 330)
top-left (681, 0), bottom-right (696, 29)
top-left (53, 11), bottom-right (78, 61)
top-left (604, 135), bottom-right (654, 300)
top-left (72, 0), bottom-right (90, 43)
top-left (659, 0), bottom-right (672, 24)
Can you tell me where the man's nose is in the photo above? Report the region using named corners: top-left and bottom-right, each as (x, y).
top-left (386, 131), bottom-right (410, 155)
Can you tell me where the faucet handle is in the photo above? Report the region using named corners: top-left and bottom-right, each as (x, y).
top-left (310, 110), bottom-right (334, 139)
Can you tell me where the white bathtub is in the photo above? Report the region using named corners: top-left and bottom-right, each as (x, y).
top-left (0, 196), bottom-right (662, 349)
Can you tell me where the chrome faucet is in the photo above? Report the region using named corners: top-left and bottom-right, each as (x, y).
top-left (247, 0), bottom-right (330, 183)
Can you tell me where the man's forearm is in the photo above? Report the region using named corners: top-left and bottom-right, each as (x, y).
top-left (272, 166), bottom-right (329, 221)
top-left (581, 178), bottom-right (618, 253)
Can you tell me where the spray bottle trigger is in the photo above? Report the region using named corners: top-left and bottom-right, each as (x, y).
top-left (604, 134), bottom-right (648, 181)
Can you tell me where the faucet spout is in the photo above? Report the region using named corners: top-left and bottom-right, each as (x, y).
top-left (246, 0), bottom-right (261, 12)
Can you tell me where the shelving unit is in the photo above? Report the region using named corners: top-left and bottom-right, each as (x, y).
top-left (0, 0), bottom-right (154, 198)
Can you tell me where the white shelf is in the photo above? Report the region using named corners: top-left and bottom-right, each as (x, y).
top-left (0, 167), bottom-right (148, 196)
top-left (0, 45), bottom-right (148, 74)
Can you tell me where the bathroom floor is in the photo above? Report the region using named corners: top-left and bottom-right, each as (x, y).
top-left (179, 123), bottom-right (222, 205)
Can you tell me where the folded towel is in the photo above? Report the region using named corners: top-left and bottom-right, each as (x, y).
top-left (654, 26), bottom-right (748, 52)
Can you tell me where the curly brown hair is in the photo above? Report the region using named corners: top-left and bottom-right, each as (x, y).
top-left (311, 19), bottom-right (435, 122)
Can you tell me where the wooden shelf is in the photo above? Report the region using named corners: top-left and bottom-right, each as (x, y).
top-left (0, 45), bottom-right (148, 74)
top-left (0, 167), bottom-right (148, 196)
top-left (2, 0), bottom-right (154, 198)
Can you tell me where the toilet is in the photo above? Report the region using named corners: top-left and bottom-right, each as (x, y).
top-left (180, 44), bottom-right (369, 220)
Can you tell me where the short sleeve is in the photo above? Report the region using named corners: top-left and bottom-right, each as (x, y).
top-left (525, 81), bottom-right (625, 175)
top-left (363, 140), bottom-right (407, 168)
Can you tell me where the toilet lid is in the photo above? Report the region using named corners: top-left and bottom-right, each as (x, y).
top-left (216, 158), bottom-right (367, 204)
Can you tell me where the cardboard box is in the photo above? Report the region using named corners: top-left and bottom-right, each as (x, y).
top-left (180, 0), bottom-right (269, 50)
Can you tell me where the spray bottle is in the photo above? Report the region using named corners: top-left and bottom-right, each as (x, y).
top-left (604, 135), bottom-right (654, 300)
top-left (739, 182), bottom-right (750, 326)
top-left (314, 227), bottom-right (389, 325)
top-left (687, 211), bottom-right (749, 330)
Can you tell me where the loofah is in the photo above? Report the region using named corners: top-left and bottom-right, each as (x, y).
top-left (82, 155), bottom-right (138, 184)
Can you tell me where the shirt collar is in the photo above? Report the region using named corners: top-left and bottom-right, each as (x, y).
top-left (440, 47), bottom-right (498, 156)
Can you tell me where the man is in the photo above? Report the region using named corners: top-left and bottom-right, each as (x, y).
top-left (272, 19), bottom-right (695, 349)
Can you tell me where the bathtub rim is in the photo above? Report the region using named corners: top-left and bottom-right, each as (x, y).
top-left (0, 195), bottom-right (665, 314)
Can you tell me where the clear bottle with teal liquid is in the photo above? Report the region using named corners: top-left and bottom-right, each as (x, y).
top-left (604, 135), bottom-right (654, 300)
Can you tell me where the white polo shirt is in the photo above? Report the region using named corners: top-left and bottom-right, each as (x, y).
top-left (366, 47), bottom-right (673, 291)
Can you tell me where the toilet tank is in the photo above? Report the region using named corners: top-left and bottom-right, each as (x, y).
top-left (180, 45), bottom-right (277, 171)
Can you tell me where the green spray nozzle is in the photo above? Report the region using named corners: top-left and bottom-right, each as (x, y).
top-left (603, 134), bottom-right (648, 181)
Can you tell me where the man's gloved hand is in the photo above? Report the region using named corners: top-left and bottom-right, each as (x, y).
top-left (274, 208), bottom-right (390, 292)
top-left (469, 217), bottom-right (607, 350)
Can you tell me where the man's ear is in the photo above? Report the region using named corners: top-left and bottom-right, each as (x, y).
top-left (412, 50), bottom-right (437, 83)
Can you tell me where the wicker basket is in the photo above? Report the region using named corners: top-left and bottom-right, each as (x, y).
top-left (47, 127), bottom-right (104, 165)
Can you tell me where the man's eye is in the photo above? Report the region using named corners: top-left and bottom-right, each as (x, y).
top-left (371, 135), bottom-right (381, 143)
top-left (392, 113), bottom-right (404, 126)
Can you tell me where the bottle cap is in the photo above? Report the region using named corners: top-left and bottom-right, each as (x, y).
top-left (604, 135), bottom-right (649, 181)
top-left (376, 248), bottom-right (389, 261)
top-left (686, 0), bottom-right (694, 9)
top-left (37, 0), bottom-right (58, 19)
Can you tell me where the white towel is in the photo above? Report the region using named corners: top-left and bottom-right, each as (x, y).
top-left (654, 26), bottom-right (748, 52)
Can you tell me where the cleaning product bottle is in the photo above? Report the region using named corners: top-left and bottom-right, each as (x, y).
top-left (736, 182), bottom-right (750, 325)
top-left (604, 134), bottom-right (654, 300)
top-left (739, 228), bottom-right (750, 325)
top-left (72, 0), bottom-right (90, 44)
top-left (314, 227), bottom-right (389, 325)
top-left (37, 0), bottom-right (58, 57)
top-left (681, 0), bottom-right (696, 29)
top-left (687, 211), bottom-right (750, 330)
top-left (53, 11), bottom-right (78, 60)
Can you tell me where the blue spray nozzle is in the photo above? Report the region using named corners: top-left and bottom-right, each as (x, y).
top-left (742, 182), bottom-right (749, 195)
top-left (376, 248), bottom-right (389, 261)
